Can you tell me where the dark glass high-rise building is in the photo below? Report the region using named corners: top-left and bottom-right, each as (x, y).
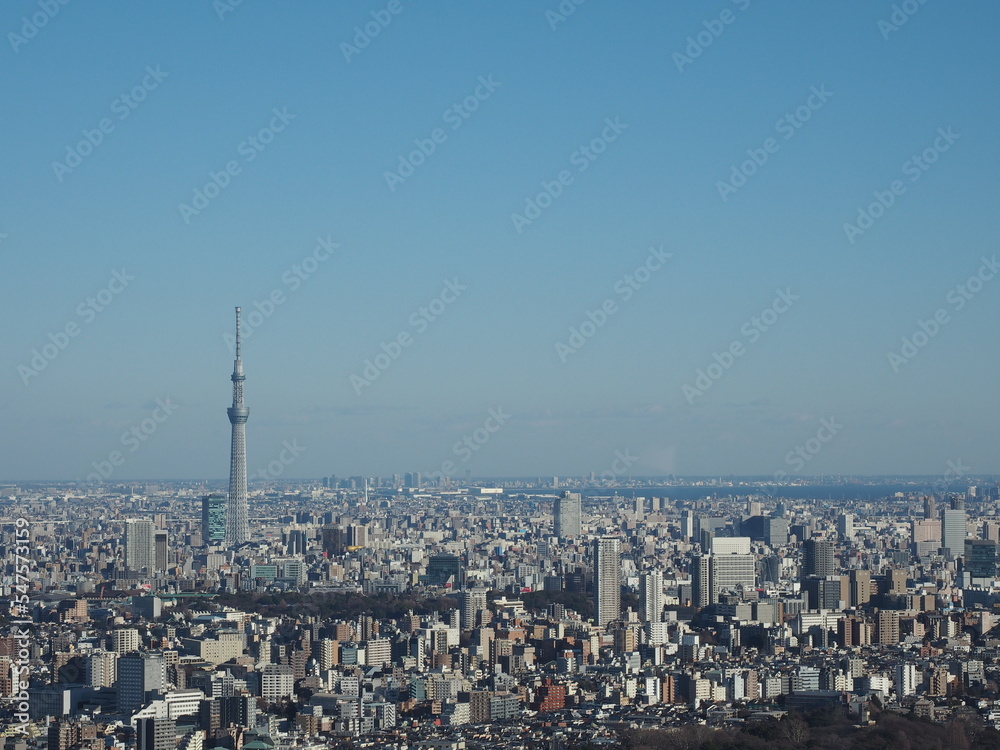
top-left (426, 554), bottom-right (463, 588)
top-left (202, 494), bottom-right (226, 546)
top-left (154, 530), bottom-right (168, 572)
top-left (691, 555), bottom-right (710, 608)
top-left (965, 539), bottom-right (997, 578)
top-left (802, 538), bottom-right (836, 579)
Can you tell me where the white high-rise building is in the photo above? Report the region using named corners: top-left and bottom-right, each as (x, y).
top-left (365, 639), bottom-right (392, 668)
top-left (461, 588), bottom-right (488, 630)
top-left (681, 511), bottom-right (696, 542)
top-left (646, 621), bottom-right (670, 646)
top-left (261, 664), bottom-right (294, 702)
top-left (124, 519), bottom-right (155, 572)
top-left (895, 663), bottom-right (918, 697)
top-left (593, 537), bottom-right (621, 629)
top-left (554, 492), bottom-right (581, 539)
top-left (111, 628), bottom-right (140, 655)
top-left (710, 537), bottom-right (751, 555)
top-left (837, 513), bottom-right (855, 540)
top-left (942, 508), bottom-right (967, 559)
top-left (87, 650), bottom-right (119, 688)
top-left (711, 554), bottom-right (756, 603)
top-left (640, 571), bottom-right (663, 623)
top-left (693, 538), bottom-right (756, 606)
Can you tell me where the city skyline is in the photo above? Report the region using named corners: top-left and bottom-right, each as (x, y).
top-left (4, 2), bottom-right (1000, 481)
top-left (11, 2), bottom-right (1000, 743)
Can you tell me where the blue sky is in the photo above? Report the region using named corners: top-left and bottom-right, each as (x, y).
top-left (3, 0), bottom-right (999, 481)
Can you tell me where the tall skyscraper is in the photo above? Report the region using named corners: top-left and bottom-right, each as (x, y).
top-left (942, 508), bottom-right (967, 559)
top-left (461, 588), bottom-right (488, 630)
top-left (711, 553), bottom-right (756, 603)
top-left (154, 530), bottom-right (168, 573)
top-left (699, 539), bottom-right (756, 604)
top-left (923, 495), bottom-right (936, 520)
top-left (711, 537), bottom-right (751, 555)
top-left (691, 555), bottom-right (710, 608)
top-left (425, 554), bottom-right (463, 588)
top-left (895, 663), bottom-right (918, 697)
top-left (124, 519), bottom-right (155, 572)
top-left (593, 537), bottom-right (621, 629)
top-left (639, 570), bottom-right (663, 623)
top-left (802, 538), bottom-right (836, 579)
top-left (225, 307), bottom-right (250, 548)
top-left (849, 569), bottom-right (873, 607)
top-left (202, 494), bottom-right (226, 546)
top-left (111, 628), bottom-right (140, 655)
top-left (837, 513), bottom-right (855, 540)
top-left (964, 538), bottom-right (997, 579)
top-left (117, 652), bottom-right (165, 713)
top-left (802, 575), bottom-right (844, 610)
top-left (554, 491), bottom-right (581, 539)
top-left (681, 510), bottom-right (697, 542)
top-left (759, 554), bottom-right (780, 585)
top-left (86, 650), bottom-right (118, 688)
top-left (766, 517), bottom-right (789, 546)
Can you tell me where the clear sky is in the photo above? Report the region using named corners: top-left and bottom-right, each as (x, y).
top-left (3, 0), bottom-right (999, 481)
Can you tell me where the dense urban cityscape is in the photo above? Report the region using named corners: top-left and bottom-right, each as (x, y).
top-left (7, 474), bottom-right (1000, 750)
top-left (7, 290), bottom-right (1000, 750)
top-left (7, 2), bottom-right (1000, 750)
top-left (4, 308), bottom-right (1000, 749)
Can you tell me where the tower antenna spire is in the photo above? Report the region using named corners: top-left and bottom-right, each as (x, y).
top-left (225, 306), bottom-right (250, 548)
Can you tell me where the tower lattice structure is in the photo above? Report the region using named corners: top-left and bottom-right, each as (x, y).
top-left (225, 306), bottom-right (250, 547)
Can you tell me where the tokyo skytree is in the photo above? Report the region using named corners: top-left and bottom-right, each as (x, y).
top-left (224, 307), bottom-right (250, 547)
